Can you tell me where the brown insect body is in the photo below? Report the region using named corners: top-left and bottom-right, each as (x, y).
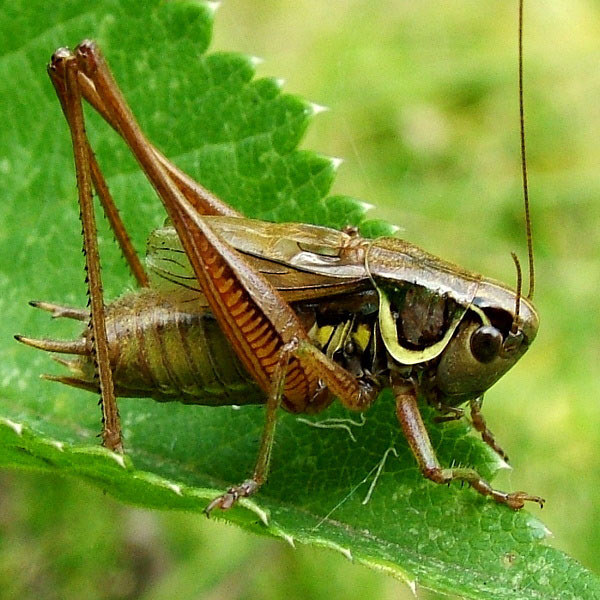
top-left (52, 215), bottom-right (536, 418)
top-left (145, 218), bottom-right (538, 409)
top-left (17, 27), bottom-right (543, 513)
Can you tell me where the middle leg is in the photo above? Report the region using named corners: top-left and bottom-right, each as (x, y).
top-left (204, 341), bottom-right (297, 515)
top-left (469, 397), bottom-right (509, 462)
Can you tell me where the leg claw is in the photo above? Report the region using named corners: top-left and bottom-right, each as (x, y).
top-left (506, 491), bottom-right (545, 510)
top-left (204, 479), bottom-right (259, 517)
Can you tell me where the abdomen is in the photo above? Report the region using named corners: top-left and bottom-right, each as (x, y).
top-left (103, 289), bottom-right (263, 405)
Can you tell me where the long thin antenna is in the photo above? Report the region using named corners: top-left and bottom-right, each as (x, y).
top-left (510, 251), bottom-right (522, 332)
top-left (519, 0), bottom-right (535, 299)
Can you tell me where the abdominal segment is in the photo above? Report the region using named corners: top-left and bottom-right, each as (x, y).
top-left (82, 289), bottom-right (264, 406)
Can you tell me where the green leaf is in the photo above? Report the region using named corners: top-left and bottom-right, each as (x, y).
top-left (0, 1), bottom-right (597, 598)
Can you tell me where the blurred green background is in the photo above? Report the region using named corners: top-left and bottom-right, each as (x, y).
top-left (2, 1), bottom-right (599, 598)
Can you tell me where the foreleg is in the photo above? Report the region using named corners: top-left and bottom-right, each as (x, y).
top-left (393, 375), bottom-right (543, 510)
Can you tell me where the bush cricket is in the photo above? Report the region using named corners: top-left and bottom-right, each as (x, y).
top-left (16, 2), bottom-right (543, 513)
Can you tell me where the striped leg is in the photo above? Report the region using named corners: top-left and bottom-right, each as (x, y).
top-left (58, 41), bottom-right (381, 509)
top-left (48, 50), bottom-right (122, 452)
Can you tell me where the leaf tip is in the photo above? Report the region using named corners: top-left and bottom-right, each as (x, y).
top-left (205, 1), bottom-right (221, 15)
top-left (1, 418), bottom-right (23, 436)
top-left (535, 520), bottom-right (553, 539)
top-left (496, 456), bottom-right (512, 470)
top-left (248, 55), bottom-right (264, 67)
top-left (357, 201), bottom-right (376, 213)
top-left (317, 539), bottom-right (353, 562)
top-left (109, 451), bottom-right (127, 469)
top-left (340, 546), bottom-right (353, 561)
top-left (402, 578), bottom-right (417, 597)
top-left (49, 440), bottom-right (64, 452)
top-left (167, 482), bottom-right (183, 496)
top-left (330, 157), bottom-right (344, 171)
top-left (308, 101), bottom-right (329, 116)
top-left (279, 531), bottom-right (296, 548)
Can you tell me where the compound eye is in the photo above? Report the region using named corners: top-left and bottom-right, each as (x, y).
top-left (470, 325), bottom-right (503, 363)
